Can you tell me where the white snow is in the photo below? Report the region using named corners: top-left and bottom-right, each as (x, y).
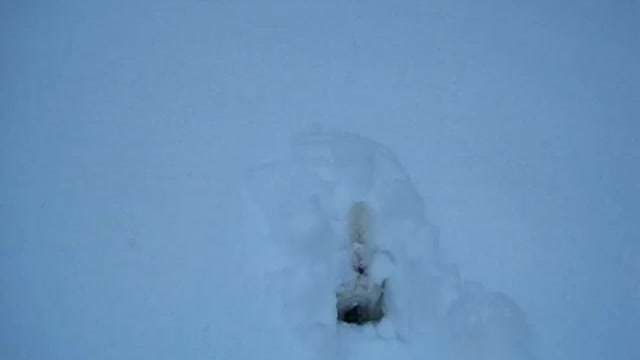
top-left (2, 1), bottom-right (638, 360)
top-left (244, 130), bottom-right (537, 360)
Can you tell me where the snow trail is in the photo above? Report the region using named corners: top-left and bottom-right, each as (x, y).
top-left (244, 130), bottom-right (537, 360)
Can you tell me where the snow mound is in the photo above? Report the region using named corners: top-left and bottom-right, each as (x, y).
top-left (243, 130), bottom-right (538, 360)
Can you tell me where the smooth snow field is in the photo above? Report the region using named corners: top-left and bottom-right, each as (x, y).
top-left (2, 1), bottom-right (638, 360)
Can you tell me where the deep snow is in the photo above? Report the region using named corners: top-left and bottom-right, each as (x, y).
top-left (244, 130), bottom-right (537, 360)
top-left (2, 1), bottom-right (639, 360)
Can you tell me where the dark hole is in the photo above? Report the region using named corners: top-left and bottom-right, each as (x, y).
top-left (337, 283), bottom-right (386, 325)
top-left (341, 305), bottom-right (364, 324)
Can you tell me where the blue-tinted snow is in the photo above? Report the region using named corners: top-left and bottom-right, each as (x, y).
top-left (1, 1), bottom-right (638, 360)
top-left (246, 130), bottom-right (536, 360)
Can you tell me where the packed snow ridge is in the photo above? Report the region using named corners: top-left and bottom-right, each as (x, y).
top-left (243, 130), bottom-right (538, 360)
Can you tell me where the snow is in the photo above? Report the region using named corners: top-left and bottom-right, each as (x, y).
top-left (2, 1), bottom-right (639, 360)
top-left (244, 130), bottom-right (536, 360)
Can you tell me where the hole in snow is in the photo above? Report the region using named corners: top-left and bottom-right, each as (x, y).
top-left (336, 281), bottom-right (386, 325)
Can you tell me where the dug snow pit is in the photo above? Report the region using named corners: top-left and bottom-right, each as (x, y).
top-left (337, 281), bottom-right (385, 325)
top-left (336, 201), bottom-right (386, 325)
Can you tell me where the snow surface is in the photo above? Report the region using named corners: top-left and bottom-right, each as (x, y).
top-left (244, 130), bottom-right (537, 360)
top-left (2, 1), bottom-right (639, 360)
